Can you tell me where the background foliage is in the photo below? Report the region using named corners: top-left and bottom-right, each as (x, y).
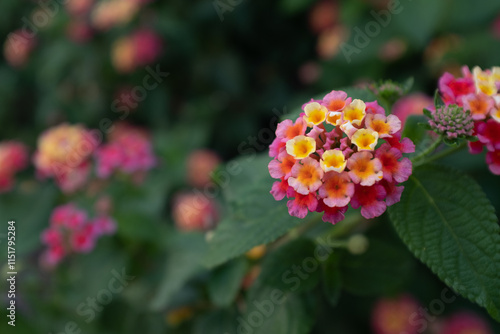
top-left (1, 0), bottom-right (500, 333)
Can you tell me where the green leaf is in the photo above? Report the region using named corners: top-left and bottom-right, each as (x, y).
top-left (207, 258), bottom-right (249, 307)
top-left (434, 89), bottom-right (445, 109)
top-left (402, 115), bottom-right (429, 148)
top-left (150, 233), bottom-right (208, 311)
top-left (388, 165), bottom-right (500, 321)
top-left (204, 154), bottom-right (307, 268)
top-left (249, 238), bottom-right (320, 298)
top-left (339, 238), bottom-right (414, 296)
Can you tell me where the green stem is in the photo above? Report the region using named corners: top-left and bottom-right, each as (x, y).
top-left (416, 141), bottom-right (467, 166)
top-left (411, 136), bottom-right (443, 163)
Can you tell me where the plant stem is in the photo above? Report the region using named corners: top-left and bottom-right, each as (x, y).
top-left (411, 136), bottom-right (443, 164)
top-left (417, 141), bottom-right (467, 166)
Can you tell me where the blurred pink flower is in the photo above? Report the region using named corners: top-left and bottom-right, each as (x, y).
top-left (0, 141), bottom-right (29, 193)
top-left (492, 14), bottom-right (500, 39)
top-left (440, 311), bottom-right (492, 334)
top-left (112, 29), bottom-right (162, 73)
top-left (91, 0), bottom-right (141, 30)
top-left (172, 192), bottom-right (219, 232)
top-left (65, 0), bottom-right (94, 17)
top-left (33, 123), bottom-right (98, 193)
top-left (371, 294), bottom-right (422, 334)
top-left (133, 29), bottom-right (163, 66)
top-left (67, 21), bottom-right (94, 43)
top-left (392, 93), bottom-right (433, 127)
top-left (41, 204), bottom-right (117, 268)
top-left (308, 0), bottom-right (339, 34)
top-left (187, 150), bottom-right (221, 188)
top-left (94, 123), bottom-right (156, 179)
top-left (3, 30), bottom-right (36, 68)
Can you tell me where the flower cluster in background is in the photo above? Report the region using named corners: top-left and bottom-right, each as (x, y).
top-left (371, 294), bottom-right (493, 334)
top-left (31, 122), bottom-right (157, 193)
top-left (172, 192), bottom-right (218, 232)
top-left (3, 0), bottom-right (160, 69)
top-left (438, 66), bottom-right (500, 174)
top-left (40, 204), bottom-right (116, 268)
top-left (95, 122), bottom-right (156, 180)
top-left (33, 123), bottom-right (98, 193)
top-left (0, 121), bottom-right (158, 268)
top-left (171, 149), bottom-right (221, 232)
top-left (268, 90), bottom-right (414, 224)
top-left (111, 28), bottom-right (162, 73)
top-left (0, 141), bottom-right (29, 193)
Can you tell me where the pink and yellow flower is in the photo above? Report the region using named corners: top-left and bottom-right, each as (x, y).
top-left (342, 99), bottom-right (366, 126)
top-left (437, 65), bottom-right (500, 175)
top-left (351, 129), bottom-right (379, 151)
top-left (439, 71), bottom-right (475, 105)
top-left (347, 151), bottom-right (383, 186)
top-left (34, 124), bottom-right (98, 192)
top-left (286, 135), bottom-right (316, 159)
top-left (351, 184), bottom-right (387, 219)
top-left (276, 118), bottom-right (307, 142)
top-left (320, 149), bottom-right (346, 172)
top-left (461, 93), bottom-right (494, 120)
top-left (491, 106), bottom-right (500, 123)
top-left (486, 150), bottom-right (500, 175)
top-left (318, 172), bottom-right (354, 207)
top-left (375, 144), bottom-right (412, 183)
top-left (269, 89), bottom-right (413, 224)
top-left (268, 151), bottom-right (296, 179)
top-left (271, 178), bottom-right (291, 201)
top-left (316, 201), bottom-right (348, 225)
top-left (473, 66), bottom-right (499, 96)
top-left (287, 192), bottom-right (318, 218)
top-left (322, 90), bottom-right (351, 112)
top-left (477, 119), bottom-right (500, 151)
top-left (288, 157), bottom-right (324, 195)
top-left (303, 101), bottom-right (327, 126)
top-left (365, 114), bottom-right (401, 138)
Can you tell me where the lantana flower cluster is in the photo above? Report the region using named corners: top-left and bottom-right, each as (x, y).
top-left (40, 204), bottom-right (116, 268)
top-left (0, 141), bottom-right (29, 193)
top-left (34, 123), bottom-right (99, 193)
top-left (94, 123), bottom-right (156, 179)
top-left (439, 66), bottom-right (500, 174)
top-left (32, 122), bottom-right (157, 193)
top-left (268, 90), bottom-right (414, 224)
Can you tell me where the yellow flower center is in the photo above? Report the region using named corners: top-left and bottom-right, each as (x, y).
top-left (326, 112), bottom-right (342, 125)
top-left (320, 150), bottom-right (346, 172)
top-left (303, 102), bottom-right (327, 126)
top-left (297, 164), bottom-right (321, 186)
top-left (343, 99), bottom-right (366, 125)
top-left (286, 135), bottom-right (316, 159)
top-left (352, 129), bottom-right (378, 151)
